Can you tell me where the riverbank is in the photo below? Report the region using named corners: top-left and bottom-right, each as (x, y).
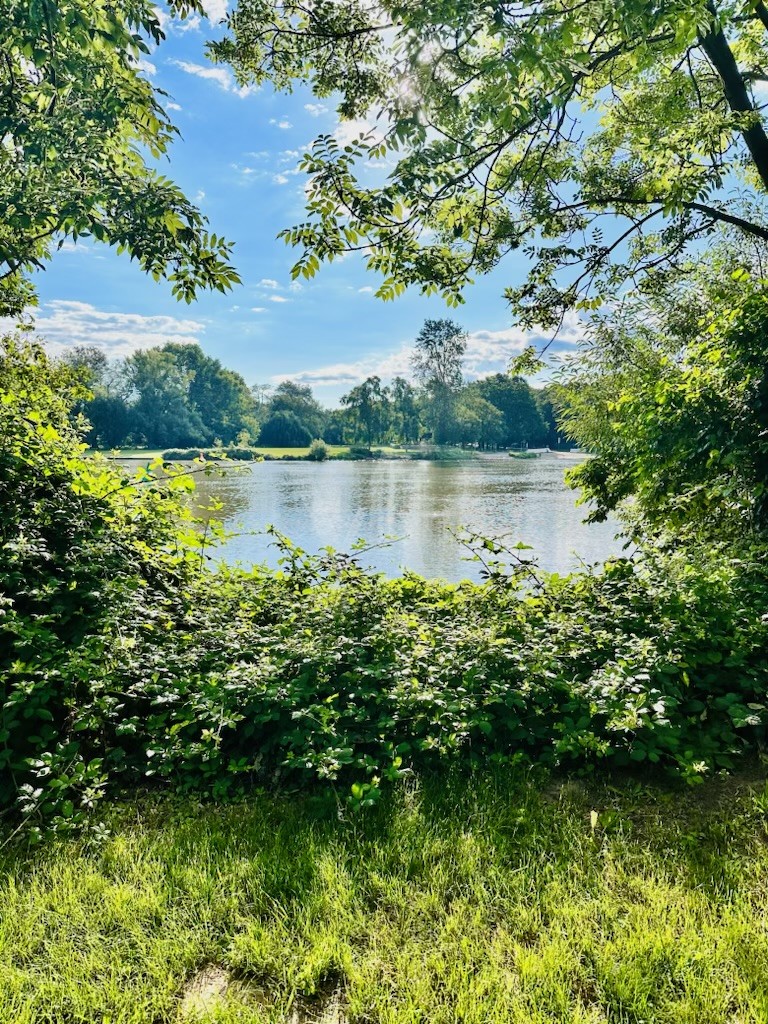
top-left (95, 445), bottom-right (562, 465)
top-left (4, 768), bottom-right (768, 1023)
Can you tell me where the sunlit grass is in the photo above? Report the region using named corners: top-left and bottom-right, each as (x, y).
top-left (3, 769), bottom-right (768, 1022)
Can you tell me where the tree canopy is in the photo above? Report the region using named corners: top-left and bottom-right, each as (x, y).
top-left (215, 0), bottom-right (768, 324)
top-left (0, 0), bottom-right (240, 317)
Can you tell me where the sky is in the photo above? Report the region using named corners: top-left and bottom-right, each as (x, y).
top-left (26, 1), bottom-right (586, 406)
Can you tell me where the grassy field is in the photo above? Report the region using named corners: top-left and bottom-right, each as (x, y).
top-left (90, 446), bottom-right (413, 461)
top-left (3, 769), bottom-right (768, 1023)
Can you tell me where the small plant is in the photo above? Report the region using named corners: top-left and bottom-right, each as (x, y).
top-left (307, 438), bottom-right (329, 461)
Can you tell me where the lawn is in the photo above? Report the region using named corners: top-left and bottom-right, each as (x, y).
top-left (89, 446), bottom-right (413, 461)
top-left (3, 769), bottom-right (768, 1023)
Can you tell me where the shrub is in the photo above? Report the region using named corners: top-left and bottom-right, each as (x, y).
top-left (307, 439), bottom-right (329, 461)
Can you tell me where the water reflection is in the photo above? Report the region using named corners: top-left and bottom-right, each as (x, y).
top-left (192, 454), bottom-right (624, 582)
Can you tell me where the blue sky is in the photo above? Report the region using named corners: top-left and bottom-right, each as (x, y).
top-left (27, 1), bottom-right (585, 406)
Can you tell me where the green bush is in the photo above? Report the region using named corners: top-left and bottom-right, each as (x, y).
top-left (307, 438), bottom-right (329, 461)
top-left (162, 447), bottom-right (262, 461)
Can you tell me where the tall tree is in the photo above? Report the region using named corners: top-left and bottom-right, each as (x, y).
top-left (161, 343), bottom-right (258, 444)
top-left (411, 319), bottom-right (466, 444)
top-left (122, 349), bottom-right (208, 449)
top-left (475, 374), bottom-right (547, 448)
top-left (453, 388), bottom-right (505, 449)
top-left (216, 0), bottom-right (768, 324)
top-left (1, 0), bottom-right (239, 317)
top-left (268, 380), bottom-right (326, 438)
top-left (389, 376), bottom-right (421, 444)
top-left (340, 375), bottom-right (389, 445)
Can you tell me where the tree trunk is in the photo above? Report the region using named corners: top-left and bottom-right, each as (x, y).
top-left (699, 3), bottom-right (768, 193)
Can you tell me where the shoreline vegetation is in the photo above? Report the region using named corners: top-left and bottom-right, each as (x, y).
top-left (98, 445), bottom-right (585, 465)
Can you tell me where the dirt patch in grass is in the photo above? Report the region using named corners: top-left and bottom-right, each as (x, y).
top-left (180, 965), bottom-right (347, 1022)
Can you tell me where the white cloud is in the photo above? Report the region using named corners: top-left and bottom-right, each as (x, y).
top-left (177, 14), bottom-right (202, 32)
top-left (251, 307), bottom-right (267, 313)
top-left (334, 117), bottom-right (384, 147)
top-left (269, 118), bottom-right (293, 130)
top-left (15, 300), bottom-right (206, 360)
top-left (57, 241), bottom-right (95, 256)
top-left (201, 0), bottom-right (227, 21)
top-left (272, 173), bottom-right (289, 186)
top-left (304, 103), bottom-right (329, 117)
top-left (169, 59), bottom-right (254, 98)
top-left (166, 100), bottom-right (182, 111)
top-left (137, 58), bottom-right (157, 76)
top-left (358, 286), bottom-right (374, 293)
top-left (258, 278), bottom-right (280, 289)
top-left (268, 295), bottom-right (289, 303)
top-left (272, 314), bottom-right (587, 389)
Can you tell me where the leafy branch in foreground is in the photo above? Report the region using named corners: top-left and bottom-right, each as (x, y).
top-left (0, 0), bottom-right (240, 315)
top-left (215, 0), bottom-right (768, 324)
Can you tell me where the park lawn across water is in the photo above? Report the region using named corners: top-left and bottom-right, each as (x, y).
top-left (3, 768), bottom-right (768, 1023)
top-left (90, 446), bottom-right (411, 461)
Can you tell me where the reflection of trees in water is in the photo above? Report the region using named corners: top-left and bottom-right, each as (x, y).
top-left (184, 457), bottom-right (622, 578)
top-left (193, 466), bottom-right (253, 525)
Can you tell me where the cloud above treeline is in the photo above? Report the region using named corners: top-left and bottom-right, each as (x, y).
top-left (272, 312), bottom-right (587, 389)
top-left (10, 300), bottom-right (206, 360)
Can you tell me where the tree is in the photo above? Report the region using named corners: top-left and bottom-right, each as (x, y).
top-left (535, 387), bottom-right (562, 449)
top-left (453, 389), bottom-right (505, 449)
top-left (411, 319), bottom-right (466, 444)
top-left (389, 377), bottom-right (421, 444)
top-left (340, 375), bottom-right (389, 445)
top-left (560, 257), bottom-right (768, 541)
top-left (475, 374), bottom-right (547, 448)
top-left (123, 349), bottom-right (208, 449)
top-left (1, 0), bottom-right (239, 317)
top-left (258, 411), bottom-right (313, 447)
top-left (216, 0), bottom-right (768, 324)
top-left (160, 343), bottom-right (259, 445)
top-left (268, 380), bottom-right (326, 438)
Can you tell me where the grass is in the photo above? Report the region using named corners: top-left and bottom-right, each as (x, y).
top-left (90, 446), bottom-right (411, 461)
top-left (3, 769), bottom-right (768, 1023)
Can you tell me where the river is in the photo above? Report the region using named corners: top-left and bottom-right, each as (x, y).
top-left (188, 452), bottom-right (625, 582)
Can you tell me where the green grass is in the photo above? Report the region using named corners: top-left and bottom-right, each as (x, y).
top-left (89, 446), bottom-right (411, 460)
top-left (3, 769), bottom-right (768, 1022)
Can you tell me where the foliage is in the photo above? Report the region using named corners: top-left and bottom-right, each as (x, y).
top-left (475, 374), bottom-right (548, 448)
top-left (216, 0), bottom-right (768, 322)
top-left (67, 343), bottom-right (260, 450)
top-left (340, 375), bottom-right (389, 446)
top-left (307, 438), bottom-right (329, 461)
top-left (561, 272), bottom-right (768, 541)
top-left (258, 410), bottom-right (314, 447)
top-left (0, 0), bottom-right (239, 314)
top-left (267, 380), bottom-right (326, 439)
top-left (5, 338), bottom-right (768, 841)
top-left (411, 319), bottom-right (467, 444)
top-left (0, 337), bottom-right (215, 838)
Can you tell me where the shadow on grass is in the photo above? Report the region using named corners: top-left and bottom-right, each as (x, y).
top-left (2, 766), bottom-right (768, 1023)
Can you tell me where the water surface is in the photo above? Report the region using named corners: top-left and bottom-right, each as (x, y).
top-left (193, 453), bottom-right (624, 581)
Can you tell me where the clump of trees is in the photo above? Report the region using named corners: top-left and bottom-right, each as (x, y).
top-left (64, 344), bottom-right (260, 449)
top-left (337, 319), bottom-right (558, 449)
top-left (66, 320), bottom-right (561, 452)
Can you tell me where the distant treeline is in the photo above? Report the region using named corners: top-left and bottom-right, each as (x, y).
top-left (64, 323), bottom-right (563, 451)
